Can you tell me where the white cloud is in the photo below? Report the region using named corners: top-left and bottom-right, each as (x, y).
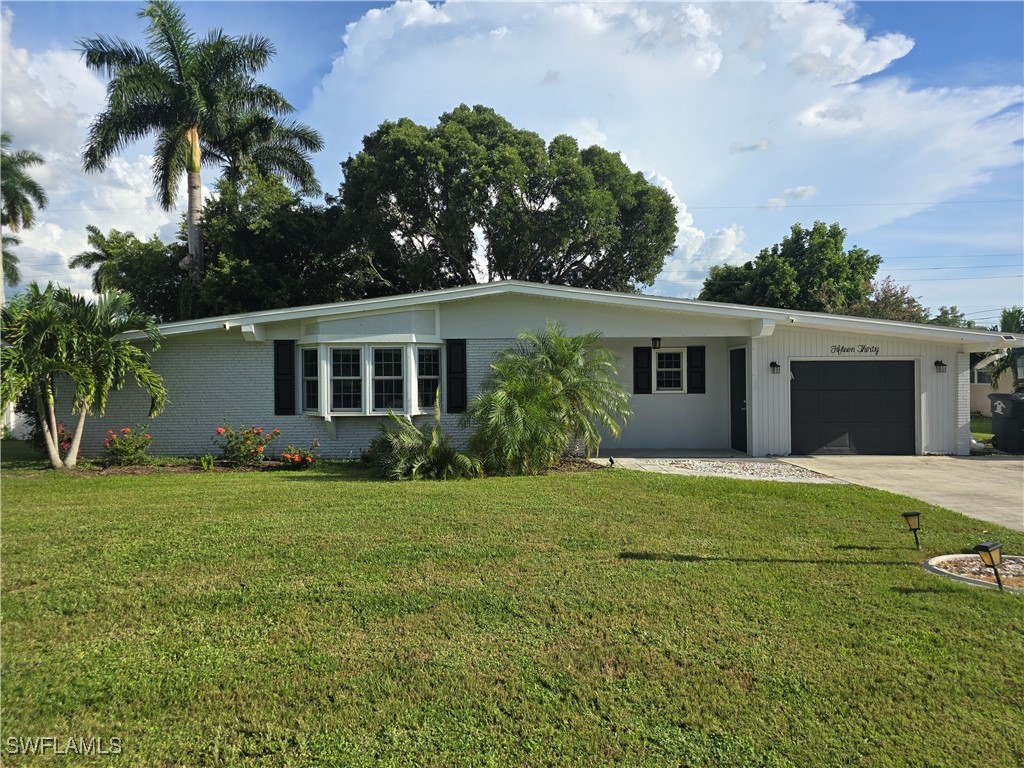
top-left (1, 7), bottom-right (188, 298)
top-left (306, 0), bottom-right (1022, 305)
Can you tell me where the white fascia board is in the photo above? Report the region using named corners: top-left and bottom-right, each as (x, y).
top-left (120, 280), bottom-right (1024, 348)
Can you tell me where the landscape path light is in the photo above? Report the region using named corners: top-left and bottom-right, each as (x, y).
top-left (974, 542), bottom-right (1004, 591)
top-left (902, 511), bottom-right (921, 551)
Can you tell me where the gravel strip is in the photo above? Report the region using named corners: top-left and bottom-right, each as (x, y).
top-left (669, 459), bottom-right (836, 482)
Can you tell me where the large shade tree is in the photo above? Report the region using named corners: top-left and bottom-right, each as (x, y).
top-left (78, 0), bottom-right (322, 278)
top-left (699, 221), bottom-right (882, 313)
top-left (1, 132), bottom-right (49, 299)
top-left (0, 283), bottom-right (167, 469)
top-left (337, 104), bottom-right (678, 295)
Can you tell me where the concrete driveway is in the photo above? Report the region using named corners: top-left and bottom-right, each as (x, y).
top-left (781, 455), bottom-right (1024, 532)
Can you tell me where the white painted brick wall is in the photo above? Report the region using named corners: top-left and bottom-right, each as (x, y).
top-left (956, 352), bottom-right (971, 456)
top-left (55, 333), bottom-right (510, 459)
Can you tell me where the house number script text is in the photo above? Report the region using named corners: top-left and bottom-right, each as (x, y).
top-left (830, 344), bottom-right (880, 356)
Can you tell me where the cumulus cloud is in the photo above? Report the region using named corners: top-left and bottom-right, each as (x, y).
top-left (306, 0), bottom-right (1022, 302)
top-left (2, 8), bottom-right (186, 297)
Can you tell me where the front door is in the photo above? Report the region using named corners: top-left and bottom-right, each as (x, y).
top-left (730, 348), bottom-right (747, 453)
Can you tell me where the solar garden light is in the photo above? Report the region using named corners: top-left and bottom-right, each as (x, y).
top-left (974, 542), bottom-right (1004, 591)
top-left (901, 511), bottom-right (921, 551)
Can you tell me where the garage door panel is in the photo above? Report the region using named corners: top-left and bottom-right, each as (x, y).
top-left (790, 361), bottom-right (915, 455)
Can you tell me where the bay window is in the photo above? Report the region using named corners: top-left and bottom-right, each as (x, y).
top-left (331, 348), bottom-right (362, 411)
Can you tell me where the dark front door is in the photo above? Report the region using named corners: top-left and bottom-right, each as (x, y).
top-left (790, 360), bottom-right (915, 455)
top-left (730, 348), bottom-right (747, 453)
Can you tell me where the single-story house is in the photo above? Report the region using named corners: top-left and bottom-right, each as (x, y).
top-left (63, 280), bottom-right (1023, 458)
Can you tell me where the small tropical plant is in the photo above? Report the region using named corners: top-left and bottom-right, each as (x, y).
top-left (103, 425), bottom-right (153, 466)
top-left (280, 440), bottom-right (320, 469)
top-left (366, 395), bottom-right (481, 481)
top-left (214, 423), bottom-right (281, 466)
top-left (199, 453), bottom-right (215, 471)
top-left (466, 322), bottom-right (631, 475)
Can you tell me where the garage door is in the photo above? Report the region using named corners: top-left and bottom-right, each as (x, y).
top-left (790, 361), bottom-right (915, 455)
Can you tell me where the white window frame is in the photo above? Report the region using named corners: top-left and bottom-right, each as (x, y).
top-left (416, 346), bottom-right (442, 411)
top-left (301, 347), bottom-right (319, 412)
top-left (654, 347), bottom-right (687, 393)
top-left (330, 347), bottom-right (363, 413)
top-left (371, 347), bottom-right (405, 413)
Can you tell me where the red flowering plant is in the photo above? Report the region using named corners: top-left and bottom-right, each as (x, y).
top-left (214, 423), bottom-right (281, 467)
top-left (103, 425), bottom-right (154, 466)
top-left (56, 422), bottom-right (73, 457)
top-left (279, 440), bottom-right (321, 470)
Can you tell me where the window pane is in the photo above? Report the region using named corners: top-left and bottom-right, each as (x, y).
top-left (302, 349), bottom-right (318, 378)
top-left (418, 380), bottom-right (438, 408)
top-left (304, 378), bottom-right (319, 410)
top-left (658, 352), bottom-right (681, 369)
top-left (418, 348), bottom-right (440, 377)
top-left (332, 379), bottom-right (361, 410)
top-left (374, 348), bottom-right (403, 378)
top-left (374, 378), bottom-right (404, 410)
top-left (657, 370), bottom-right (682, 390)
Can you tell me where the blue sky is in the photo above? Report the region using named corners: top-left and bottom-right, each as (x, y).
top-left (3, 1), bottom-right (1022, 325)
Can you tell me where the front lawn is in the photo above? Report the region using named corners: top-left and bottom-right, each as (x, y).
top-left (971, 415), bottom-right (995, 445)
top-left (2, 463), bottom-right (1022, 766)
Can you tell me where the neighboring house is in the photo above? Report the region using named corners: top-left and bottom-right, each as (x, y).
top-left (58, 281), bottom-right (1024, 458)
top-left (970, 355), bottom-right (1012, 416)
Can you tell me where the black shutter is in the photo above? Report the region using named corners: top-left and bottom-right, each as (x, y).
top-left (687, 346), bottom-right (706, 394)
top-left (274, 340), bottom-right (296, 416)
top-left (446, 339), bottom-right (467, 413)
top-left (633, 347), bottom-right (652, 394)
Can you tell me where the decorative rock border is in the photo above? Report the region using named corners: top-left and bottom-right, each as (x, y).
top-left (924, 554), bottom-right (1024, 592)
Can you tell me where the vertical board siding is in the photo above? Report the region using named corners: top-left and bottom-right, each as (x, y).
top-left (751, 327), bottom-right (964, 456)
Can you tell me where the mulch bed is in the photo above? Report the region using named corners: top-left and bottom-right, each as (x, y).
top-left (549, 456), bottom-right (606, 474)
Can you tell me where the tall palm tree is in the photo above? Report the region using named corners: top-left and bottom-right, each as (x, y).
top-left (2, 233), bottom-right (22, 288)
top-left (1, 132), bottom-right (49, 301)
top-left (0, 283), bottom-right (166, 469)
top-left (78, 0), bottom-right (321, 277)
top-left (1, 132), bottom-right (48, 232)
top-left (68, 225), bottom-right (122, 293)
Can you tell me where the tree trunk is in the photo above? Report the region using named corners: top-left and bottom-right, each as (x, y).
top-left (184, 125), bottom-right (204, 278)
top-left (63, 406), bottom-right (89, 469)
top-left (34, 382), bottom-right (63, 469)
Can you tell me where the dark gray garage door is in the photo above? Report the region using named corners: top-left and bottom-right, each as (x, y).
top-left (790, 361), bottom-right (915, 455)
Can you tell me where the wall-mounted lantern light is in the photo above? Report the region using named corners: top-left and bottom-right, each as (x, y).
top-left (769, 361), bottom-right (781, 375)
top-left (974, 541), bottom-right (1004, 591)
top-left (651, 337), bottom-right (662, 349)
top-left (902, 511), bottom-right (921, 551)
top-left (934, 360), bottom-right (947, 373)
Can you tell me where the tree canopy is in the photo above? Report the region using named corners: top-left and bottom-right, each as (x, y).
top-left (337, 104), bottom-right (678, 294)
top-left (1, 132), bottom-right (49, 296)
top-left (699, 221), bottom-right (882, 313)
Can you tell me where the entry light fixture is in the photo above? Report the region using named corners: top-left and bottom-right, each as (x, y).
top-left (974, 541), bottom-right (1004, 591)
top-left (651, 337), bottom-right (662, 349)
top-left (769, 361), bottom-right (781, 375)
top-left (934, 360), bottom-right (947, 373)
top-left (901, 511), bottom-right (921, 551)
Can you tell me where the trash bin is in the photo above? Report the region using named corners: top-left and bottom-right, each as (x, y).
top-left (988, 393), bottom-right (1024, 454)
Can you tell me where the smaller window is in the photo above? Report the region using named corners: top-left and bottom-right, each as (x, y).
top-left (302, 349), bottom-right (318, 411)
top-left (418, 348), bottom-right (441, 408)
top-left (656, 350), bottom-right (685, 392)
top-left (975, 369), bottom-right (991, 385)
top-left (332, 348), bottom-right (362, 411)
top-left (373, 348), bottom-right (404, 411)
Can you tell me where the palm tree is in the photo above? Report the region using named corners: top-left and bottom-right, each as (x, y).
top-left (68, 225), bottom-right (122, 293)
top-left (0, 283), bottom-right (166, 469)
top-left (467, 322), bottom-right (631, 474)
top-left (1, 132), bottom-right (49, 301)
top-left (988, 306), bottom-right (1024, 393)
top-left (78, 0), bottom-right (322, 277)
top-left (2, 233), bottom-right (22, 288)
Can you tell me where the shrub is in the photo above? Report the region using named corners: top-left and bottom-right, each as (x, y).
top-left (280, 441), bottom-right (320, 470)
top-left (214, 424), bottom-right (281, 466)
top-left (103, 425), bottom-right (153, 466)
top-left (366, 396), bottom-right (480, 480)
top-left (465, 322), bottom-right (631, 475)
top-left (199, 454), bottom-right (215, 471)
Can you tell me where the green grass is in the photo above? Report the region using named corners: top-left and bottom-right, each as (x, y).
top-left (2, 462), bottom-right (1022, 767)
top-left (971, 416), bottom-right (994, 444)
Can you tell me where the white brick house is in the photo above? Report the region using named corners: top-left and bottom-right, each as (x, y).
top-left (61, 281), bottom-right (1023, 458)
